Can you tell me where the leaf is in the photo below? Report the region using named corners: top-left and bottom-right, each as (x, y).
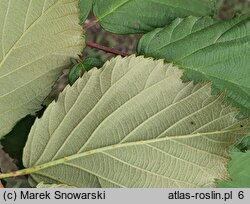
top-left (68, 64), bottom-right (85, 85)
top-left (37, 182), bottom-right (75, 188)
top-left (137, 15), bottom-right (250, 115)
top-left (218, 134), bottom-right (250, 187)
top-left (0, 0), bottom-right (84, 138)
top-left (82, 57), bottom-right (104, 71)
top-left (92, 0), bottom-right (217, 34)
top-left (230, 135), bottom-right (250, 152)
top-left (79, 0), bottom-right (93, 24)
top-left (68, 58), bottom-right (104, 85)
top-left (218, 151), bottom-right (250, 187)
top-left (21, 55), bottom-right (250, 187)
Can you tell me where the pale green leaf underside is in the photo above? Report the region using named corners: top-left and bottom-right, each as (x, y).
top-left (23, 55), bottom-right (250, 188)
top-left (37, 182), bottom-right (75, 188)
top-left (0, 0), bottom-right (84, 138)
top-left (93, 0), bottom-right (217, 34)
top-left (137, 15), bottom-right (250, 115)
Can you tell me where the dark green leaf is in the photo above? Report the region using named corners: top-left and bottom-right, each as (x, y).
top-left (93, 0), bottom-right (217, 34)
top-left (232, 135), bottom-right (250, 152)
top-left (137, 15), bottom-right (250, 115)
top-left (218, 150), bottom-right (250, 187)
top-left (83, 57), bottom-right (104, 71)
top-left (1, 116), bottom-right (36, 169)
top-left (68, 58), bottom-right (104, 85)
top-left (79, 0), bottom-right (93, 24)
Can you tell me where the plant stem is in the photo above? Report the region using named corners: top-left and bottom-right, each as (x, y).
top-left (0, 157), bottom-right (64, 179)
top-left (83, 20), bottom-right (98, 30)
top-left (0, 167), bottom-right (38, 179)
top-left (86, 41), bottom-right (128, 57)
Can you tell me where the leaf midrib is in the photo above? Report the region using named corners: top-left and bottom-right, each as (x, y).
top-left (26, 129), bottom-right (244, 175)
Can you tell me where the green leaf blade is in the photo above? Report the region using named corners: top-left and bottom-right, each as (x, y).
top-left (218, 151), bottom-right (250, 187)
top-left (0, 0), bottom-right (84, 138)
top-left (79, 0), bottom-right (93, 24)
top-left (218, 135), bottom-right (250, 187)
top-left (137, 15), bottom-right (250, 115)
top-left (68, 58), bottom-right (104, 85)
top-left (93, 0), bottom-right (217, 34)
top-left (22, 56), bottom-right (250, 187)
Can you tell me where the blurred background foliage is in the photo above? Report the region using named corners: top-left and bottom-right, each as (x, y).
top-left (217, 0), bottom-right (250, 19)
